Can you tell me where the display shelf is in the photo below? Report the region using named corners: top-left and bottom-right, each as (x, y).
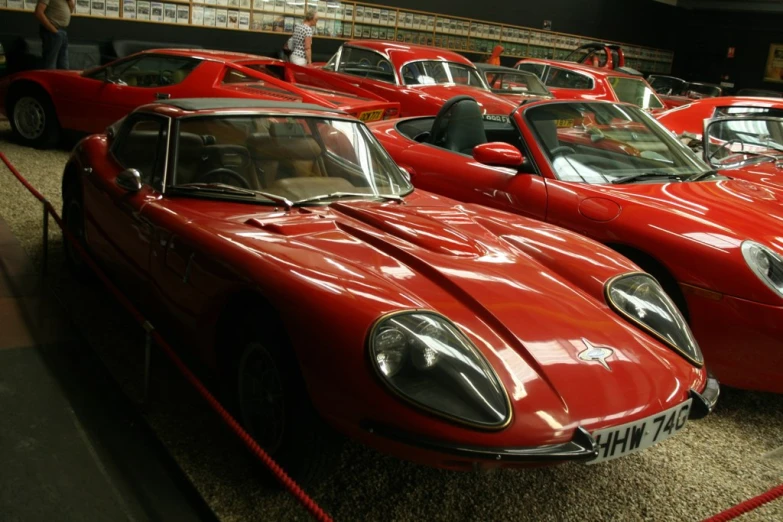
top-left (0, 0), bottom-right (674, 73)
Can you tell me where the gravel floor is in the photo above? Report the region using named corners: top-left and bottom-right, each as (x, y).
top-left (1, 120), bottom-right (782, 522)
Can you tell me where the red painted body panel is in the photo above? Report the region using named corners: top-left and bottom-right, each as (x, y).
top-left (0, 49), bottom-right (399, 133)
top-left (67, 103), bottom-right (710, 467)
top-left (371, 101), bottom-right (783, 393)
top-left (308, 40), bottom-right (518, 117)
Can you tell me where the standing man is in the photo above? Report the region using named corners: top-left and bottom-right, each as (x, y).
top-left (289, 10), bottom-right (317, 66)
top-left (35, 0), bottom-right (75, 70)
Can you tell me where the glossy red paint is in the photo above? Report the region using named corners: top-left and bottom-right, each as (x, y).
top-left (0, 48), bottom-right (398, 138)
top-left (472, 142), bottom-right (523, 167)
top-left (370, 99), bottom-right (783, 394)
top-left (65, 101), bottom-right (713, 468)
top-left (308, 40), bottom-right (518, 117)
top-left (515, 58), bottom-right (665, 113)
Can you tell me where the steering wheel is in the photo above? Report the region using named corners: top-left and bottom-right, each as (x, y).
top-left (412, 131), bottom-right (431, 143)
top-left (159, 70), bottom-right (174, 85)
top-left (201, 168), bottom-right (250, 189)
top-left (551, 145), bottom-right (576, 156)
top-left (708, 138), bottom-right (743, 162)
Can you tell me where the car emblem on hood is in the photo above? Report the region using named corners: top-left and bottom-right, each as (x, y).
top-left (578, 339), bottom-right (614, 371)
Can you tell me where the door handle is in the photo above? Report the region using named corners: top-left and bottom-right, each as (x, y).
top-left (155, 92), bottom-right (171, 100)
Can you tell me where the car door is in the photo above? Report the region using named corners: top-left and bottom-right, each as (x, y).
top-left (85, 55), bottom-right (201, 128)
top-left (397, 140), bottom-right (548, 220)
top-left (82, 112), bottom-right (169, 298)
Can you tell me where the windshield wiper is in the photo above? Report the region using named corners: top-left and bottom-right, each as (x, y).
top-left (170, 183), bottom-right (293, 209)
top-left (611, 172), bottom-right (688, 184)
top-left (294, 192), bottom-right (404, 205)
top-left (688, 170), bottom-right (722, 182)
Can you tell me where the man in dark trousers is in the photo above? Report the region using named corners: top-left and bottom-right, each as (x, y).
top-left (35, 0), bottom-right (75, 69)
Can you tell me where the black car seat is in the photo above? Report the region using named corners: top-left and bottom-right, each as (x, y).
top-left (429, 96), bottom-right (488, 154)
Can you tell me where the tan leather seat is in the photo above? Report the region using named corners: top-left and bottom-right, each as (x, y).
top-left (247, 122), bottom-right (325, 187)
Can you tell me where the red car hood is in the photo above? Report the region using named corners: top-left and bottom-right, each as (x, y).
top-left (577, 178), bottom-right (783, 301)
top-left (171, 190), bottom-right (702, 432)
top-left (413, 85), bottom-right (518, 116)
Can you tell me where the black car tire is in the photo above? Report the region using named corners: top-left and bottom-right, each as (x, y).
top-left (9, 88), bottom-right (61, 149)
top-left (229, 308), bottom-right (340, 488)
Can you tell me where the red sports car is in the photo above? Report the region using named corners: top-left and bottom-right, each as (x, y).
top-left (311, 40), bottom-right (518, 118)
top-left (647, 75), bottom-right (723, 109)
top-left (370, 96), bottom-right (783, 394)
top-left (0, 48), bottom-right (399, 148)
top-left (515, 58), bottom-right (666, 113)
top-left (658, 96), bottom-right (783, 189)
top-left (61, 98), bottom-right (717, 482)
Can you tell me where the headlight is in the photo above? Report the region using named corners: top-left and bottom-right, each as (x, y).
top-left (606, 273), bottom-right (703, 366)
top-left (369, 311), bottom-right (510, 429)
top-left (741, 240), bottom-right (783, 299)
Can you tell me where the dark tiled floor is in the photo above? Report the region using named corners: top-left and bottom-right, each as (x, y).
top-left (0, 217), bottom-right (217, 522)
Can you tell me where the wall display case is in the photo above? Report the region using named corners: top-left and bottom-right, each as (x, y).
top-left (0, 0), bottom-right (673, 72)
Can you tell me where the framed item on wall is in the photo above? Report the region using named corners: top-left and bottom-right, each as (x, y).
top-left (764, 43), bottom-right (783, 83)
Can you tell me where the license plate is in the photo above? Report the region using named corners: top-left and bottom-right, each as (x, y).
top-left (588, 399), bottom-right (691, 464)
top-left (358, 109), bottom-right (384, 122)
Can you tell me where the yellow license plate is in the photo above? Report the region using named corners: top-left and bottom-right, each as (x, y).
top-left (555, 119), bottom-right (575, 128)
top-left (358, 109), bottom-right (384, 122)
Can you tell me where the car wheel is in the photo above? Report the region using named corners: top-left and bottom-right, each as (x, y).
top-left (62, 187), bottom-right (92, 281)
top-left (232, 311), bottom-right (340, 487)
top-left (9, 90), bottom-right (60, 149)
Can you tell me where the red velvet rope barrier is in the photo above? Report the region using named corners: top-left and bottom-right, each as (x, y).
top-left (701, 483), bottom-right (783, 522)
top-left (0, 152), bottom-right (334, 522)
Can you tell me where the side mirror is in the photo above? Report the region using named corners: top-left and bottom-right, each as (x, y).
top-left (472, 142), bottom-right (524, 168)
top-left (117, 168), bottom-right (142, 192)
top-left (398, 165), bottom-right (414, 182)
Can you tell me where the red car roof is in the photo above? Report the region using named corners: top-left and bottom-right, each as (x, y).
top-left (345, 40), bottom-right (475, 67)
top-left (139, 48), bottom-right (283, 64)
top-left (518, 58), bottom-right (641, 80)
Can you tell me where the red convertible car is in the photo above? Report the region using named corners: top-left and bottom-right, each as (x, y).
top-left (0, 48), bottom-right (398, 148)
top-left (658, 96), bottom-right (783, 189)
top-left (312, 40), bottom-right (518, 117)
top-left (61, 98), bottom-right (717, 482)
top-left (370, 96), bottom-right (783, 394)
top-left (515, 58), bottom-right (665, 112)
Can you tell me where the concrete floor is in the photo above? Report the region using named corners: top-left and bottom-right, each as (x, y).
top-left (0, 121), bottom-right (781, 521)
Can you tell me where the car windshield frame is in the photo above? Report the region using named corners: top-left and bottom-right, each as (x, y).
top-left (164, 112), bottom-right (413, 205)
top-left (521, 101), bottom-right (712, 185)
top-left (608, 76), bottom-right (665, 110)
top-left (400, 60), bottom-right (488, 88)
top-left (648, 75), bottom-right (687, 96)
top-left (704, 115), bottom-right (783, 168)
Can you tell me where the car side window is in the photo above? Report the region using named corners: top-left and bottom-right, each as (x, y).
top-left (516, 63), bottom-right (546, 80)
top-left (545, 67), bottom-right (593, 90)
top-left (102, 56), bottom-right (199, 87)
top-left (112, 116), bottom-right (169, 187)
top-left (337, 47), bottom-right (395, 83)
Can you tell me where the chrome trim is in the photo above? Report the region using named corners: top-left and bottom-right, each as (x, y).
top-left (366, 309), bottom-right (513, 431)
top-left (159, 116), bottom-right (172, 194)
top-left (362, 422), bottom-right (598, 463)
top-left (604, 271), bottom-right (704, 367)
top-left (688, 374), bottom-right (720, 420)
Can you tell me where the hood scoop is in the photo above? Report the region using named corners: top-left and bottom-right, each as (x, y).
top-left (332, 203), bottom-right (486, 257)
top-left (244, 215), bottom-right (338, 236)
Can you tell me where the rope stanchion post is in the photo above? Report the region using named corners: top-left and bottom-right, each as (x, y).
top-left (143, 320), bottom-right (155, 405)
top-left (41, 201), bottom-right (48, 280)
top-left (0, 152), bottom-right (334, 522)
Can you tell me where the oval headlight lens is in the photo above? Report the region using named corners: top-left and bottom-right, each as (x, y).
top-left (741, 240), bottom-right (783, 299)
top-left (606, 273), bottom-right (703, 366)
top-left (369, 312), bottom-right (510, 429)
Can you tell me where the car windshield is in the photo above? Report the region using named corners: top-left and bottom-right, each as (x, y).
top-left (705, 117), bottom-right (783, 168)
top-left (524, 101), bottom-right (711, 184)
top-left (608, 77), bottom-right (664, 110)
top-left (648, 76), bottom-right (687, 96)
top-left (168, 115), bottom-right (412, 204)
top-left (483, 70), bottom-right (550, 96)
top-left (686, 83), bottom-right (721, 99)
top-left (401, 61), bottom-right (486, 87)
